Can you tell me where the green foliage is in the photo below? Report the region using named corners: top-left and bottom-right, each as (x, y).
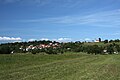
top-left (115, 44), bottom-right (120, 52)
top-left (104, 39), bottom-right (109, 44)
top-left (45, 48), bottom-right (57, 54)
top-left (109, 39), bottom-right (120, 43)
top-left (1, 39), bottom-right (120, 55)
top-left (107, 44), bottom-right (114, 54)
top-left (99, 38), bottom-right (102, 42)
top-left (31, 49), bottom-right (38, 54)
top-left (0, 45), bottom-right (12, 54)
top-left (44, 47), bottom-right (63, 54)
top-left (84, 45), bottom-right (103, 55)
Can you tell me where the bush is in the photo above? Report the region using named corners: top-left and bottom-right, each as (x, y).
top-left (107, 44), bottom-right (114, 54)
top-left (31, 49), bottom-right (39, 54)
top-left (85, 45), bottom-right (103, 55)
top-left (0, 45), bottom-right (12, 54)
top-left (45, 48), bottom-right (57, 54)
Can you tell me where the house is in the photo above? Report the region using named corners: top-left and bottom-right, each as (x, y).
top-left (23, 42), bottom-right (60, 51)
top-left (95, 40), bottom-right (99, 42)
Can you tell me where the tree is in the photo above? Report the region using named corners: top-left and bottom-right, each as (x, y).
top-left (45, 48), bottom-right (57, 54)
top-left (115, 44), bottom-right (120, 52)
top-left (0, 45), bottom-right (12, 54)
top-left (114, 39), bottom-right (120, 42)
top-left (31, 49), bottom-right (40, 54)
top-left (104, 39), bottom-right (109, 44)
top-left (99, 38), bottom-right (102, 42)
top-left (109, 40), bottom-right (113, 43)
top-left (107, 44), bottom-right (114, 54)
top-left (85, 45), bottom-right (103, 55)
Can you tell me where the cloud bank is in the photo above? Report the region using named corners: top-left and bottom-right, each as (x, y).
top-left (52, 38), bottom-right (72, 42)
top-left (28, 38), bottom-right (72, 42)
top-left (0, 36), bottom-right (22, 41)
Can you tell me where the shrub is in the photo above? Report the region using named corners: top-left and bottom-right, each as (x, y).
top-left (0, 45), bottom-right (12, 54)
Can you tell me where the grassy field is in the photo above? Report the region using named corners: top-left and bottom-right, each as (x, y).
top-left (0, 53), bottom-right (120, 80)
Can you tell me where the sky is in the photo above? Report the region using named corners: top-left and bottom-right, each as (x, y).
top-left (0, 0), bottom-right (120, 43)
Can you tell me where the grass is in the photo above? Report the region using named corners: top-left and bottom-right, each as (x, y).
top-left (0, 53), bottom-right (120, 80)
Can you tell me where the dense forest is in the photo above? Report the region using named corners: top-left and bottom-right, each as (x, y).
top-left (0, 39), bottom-right (120, 55)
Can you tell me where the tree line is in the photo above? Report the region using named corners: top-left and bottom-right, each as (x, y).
top-left (0, 39), bottom-right (120, 54)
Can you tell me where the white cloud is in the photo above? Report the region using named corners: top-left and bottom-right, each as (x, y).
top-left (84, 38), bottom-right (91, 41)
top-left (20, 9), bottom-right (120, 28)
top-left (52, 38), bottom-right (72, 42)
top-left (28, 38), bottom-right (49, 42)
top-left (27, 37), bottom-right (72, 42)
top-left (28, 39), bottom-right (37, 42)
top-left (40, 38), bottom-right (49, 41)
top-left (0, 36), bottom-right (22, 41)
top-left (58, 38), bottom-right (71, 41)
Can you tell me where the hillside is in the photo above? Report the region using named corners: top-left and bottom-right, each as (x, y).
top-left (1, 39), bottom-right (120, 55)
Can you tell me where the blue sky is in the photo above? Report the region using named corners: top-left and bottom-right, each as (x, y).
top-left (0, 0), bottom-right (120, 43)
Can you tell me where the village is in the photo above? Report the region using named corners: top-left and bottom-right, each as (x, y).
top-left (19, 42), bottom-right (60, 52)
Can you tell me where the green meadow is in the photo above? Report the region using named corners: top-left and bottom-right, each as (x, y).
top-left (0, 53), bottom-right (120, 80)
